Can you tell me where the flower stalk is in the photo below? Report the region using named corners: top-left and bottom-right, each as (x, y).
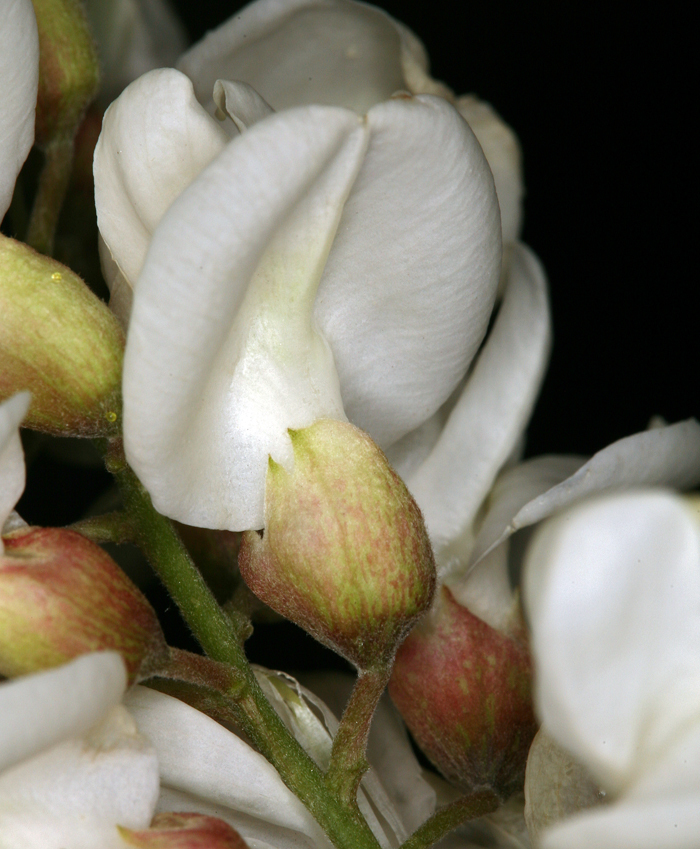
top-left (400, 792), bottom-right (500, 849)
top-left (25, 137), bottom-right (73, 255)
top-left (103, 439), bottom-right (382, 849)
top-left (325, 664), bottom-right (393, 805)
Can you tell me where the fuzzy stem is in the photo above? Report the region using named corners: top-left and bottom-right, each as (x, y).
top-left (104, 441), bottom-right (381, 849)
top-left (25, 138), bottom-right (73, 256)
top-left (325, 664), bottom-right (392, 805)
top-left (399, 791), bottom-right (500, 849)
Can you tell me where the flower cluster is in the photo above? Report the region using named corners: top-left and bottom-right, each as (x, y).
top-left (1, 0), bottom-right (697, 847)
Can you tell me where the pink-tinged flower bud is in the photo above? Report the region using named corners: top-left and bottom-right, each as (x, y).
top-left (0, 235), bottom-right (123, 436)
top-left (119, 812), bottom-right (250, 848)
top-left (0, 526), bottom-right (167, 683)
top-left (31, 0), bottom-right (100, 147)
top-left (389, 586), bottom-right (537, 799)
top-left (239, 419), bottom-right (436, 670)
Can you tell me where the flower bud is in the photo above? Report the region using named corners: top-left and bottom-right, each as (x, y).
top-left (32, 0), bottom-right (100, 147)
top-left (389, 586), bottom-right (537, 799)
top-left (119, 812), bottom-right (250, 848)
top-left (239, 419), bottom-right (436, 669)
top-left (0, 526), bottom-right (167, 683)
top-left (0, 235), bottom-right (124, 436)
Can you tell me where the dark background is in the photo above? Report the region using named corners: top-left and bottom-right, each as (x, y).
top-left (169, 0), bottom-right (696, 457)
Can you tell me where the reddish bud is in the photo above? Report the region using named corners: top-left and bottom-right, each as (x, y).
top-left (119, 813), bottom-right (250, 848)
top-left (0, 526), bottom-right (167, 683)
top-left (239, 419), bottom-right (435, 669)
top-left (389, 586), bottom-right (537, 799)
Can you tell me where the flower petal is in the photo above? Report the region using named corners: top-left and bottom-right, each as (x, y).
top-left (0, 392), bottom-right (29, 550)
top-left (317, 94), bottom-right (501, 449)
top-left (177, 0), bottom-right (405, 115)
top-left (0, 0), bottom-right (39, 220)
top-left (94, 68), bottom-right (228, 297)
top-left (83, 0), bottom-right (188, 105)
top-left (523, 491), bottom-right (700, 794)
top-left (124, 687), bottom-right (333, 848)
top-left (468, 454), bottom-right (586, 568)
top-left (0, 704), bottom-right (158, 848)
top-left (123, 105), bottom-right (366, 529)
top-left (403, 243), bottom-right (549, 562)
top-left (475, 419), bottom-right (700, 566)
top-left (0, 651), bottom-right (126, 773)
top-left (213, 79), bottom-right (273, 134)
top-left (456, 95), bottom-right (523, 248)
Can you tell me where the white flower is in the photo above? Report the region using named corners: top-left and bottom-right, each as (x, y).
top-left (522, 490), bottom-right (700, 848)
top-left (94, 5), bottom-right (503, 531)
top-left (0, 392), bottom-right (30, 550)
top-left (0, 652), bottom-right (160, 848)
top-left (0, 0), bottom-right (39, 221)
top-left (175, 0), bottom-right (523, 251)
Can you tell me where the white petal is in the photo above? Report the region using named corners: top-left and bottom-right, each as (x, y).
top-left (0, 392), bottom-right (30, 553)
top-left (83, 0), bottom-right (188, 105)
top-left (213, 79), bottom-right (273, 134)
top-left (523, 491), bottom-right (700, 794)
top-left (445, 541), bottom-right (519, 633)
top-left (0, 705), bottom-right (158, 849)
top-left (477, 419), bottom-right (700, 565)
top-left (94, 68), bottom-right (228, 292)
top-left (404, 243), bottom-right (549, 559)
top-left (124, 686), bottom-right (332, 848)
top-left (177, 0), bottom-right (405, 114)
top-left (123, 105), bottom-right (366, 529)
top-left (456, 95), bottom-right (523, 247)
top-left (0, 652), bottom-right (127, 773)
top-left (0, 0), bottom-right (38, 220)
top-left (540, 795), bottom-right (700, 849)
top-left (468, 454), bottom-right (586, 568)
top-left (317, 94), bottom-right (501, 448)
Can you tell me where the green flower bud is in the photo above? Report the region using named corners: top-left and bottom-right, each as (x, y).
top-left (0, 526), bottom-right (168, 684)
top-left (32, 0), bottom-right (100, 147)
top-left (0, 234), bottom-right (123, 436)
top-left (239, 419), bottom-right (436, 670)
top-left (389, 586), bottom-right (537, 800)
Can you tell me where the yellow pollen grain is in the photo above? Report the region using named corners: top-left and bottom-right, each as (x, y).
top-left (51, 271), bottom-right (62, 281)
top-left (106, 411), bottom-right (118, 423)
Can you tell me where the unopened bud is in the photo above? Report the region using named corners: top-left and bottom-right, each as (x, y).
top-left (239, 419), bottom-right (435, 669)
top-left (32, 0), bottom-right (100, 147)
top-left (119, 813), bottom-right (250, 848)
top-left (0, 526), bottom-right (167, 683)
top-left (0, 235), bottom-right (123, 436)
top-left (389, 586), bottom-right (537, 799)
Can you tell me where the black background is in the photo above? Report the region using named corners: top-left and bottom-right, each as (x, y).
top-left (170, 0), bottom-right (696, 456)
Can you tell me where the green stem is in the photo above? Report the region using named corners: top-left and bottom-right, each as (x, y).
top-left (105, 442), bottom-right (381, 849)
top-left (26, 138), bottom-right (74, 256)
top-left (399, 791), bottom-right (500, 849)
top-left (325, 664), bottom-right (392, 805)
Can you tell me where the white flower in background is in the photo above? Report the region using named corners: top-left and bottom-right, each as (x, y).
top-left (94, 18), bottom-right (502, 530)
top-left (0, 652), bottom-right (159, 848)
top-left (522, 490), bottom-right (700, 848)
top-left (0, 0), bottom-right (39, 222)
top-left (83, 0), bottom-right (187, 105)
top-left (0, 392), bottom-right (30, 548)
top-left (176, 0), bottom-right (523, 252)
